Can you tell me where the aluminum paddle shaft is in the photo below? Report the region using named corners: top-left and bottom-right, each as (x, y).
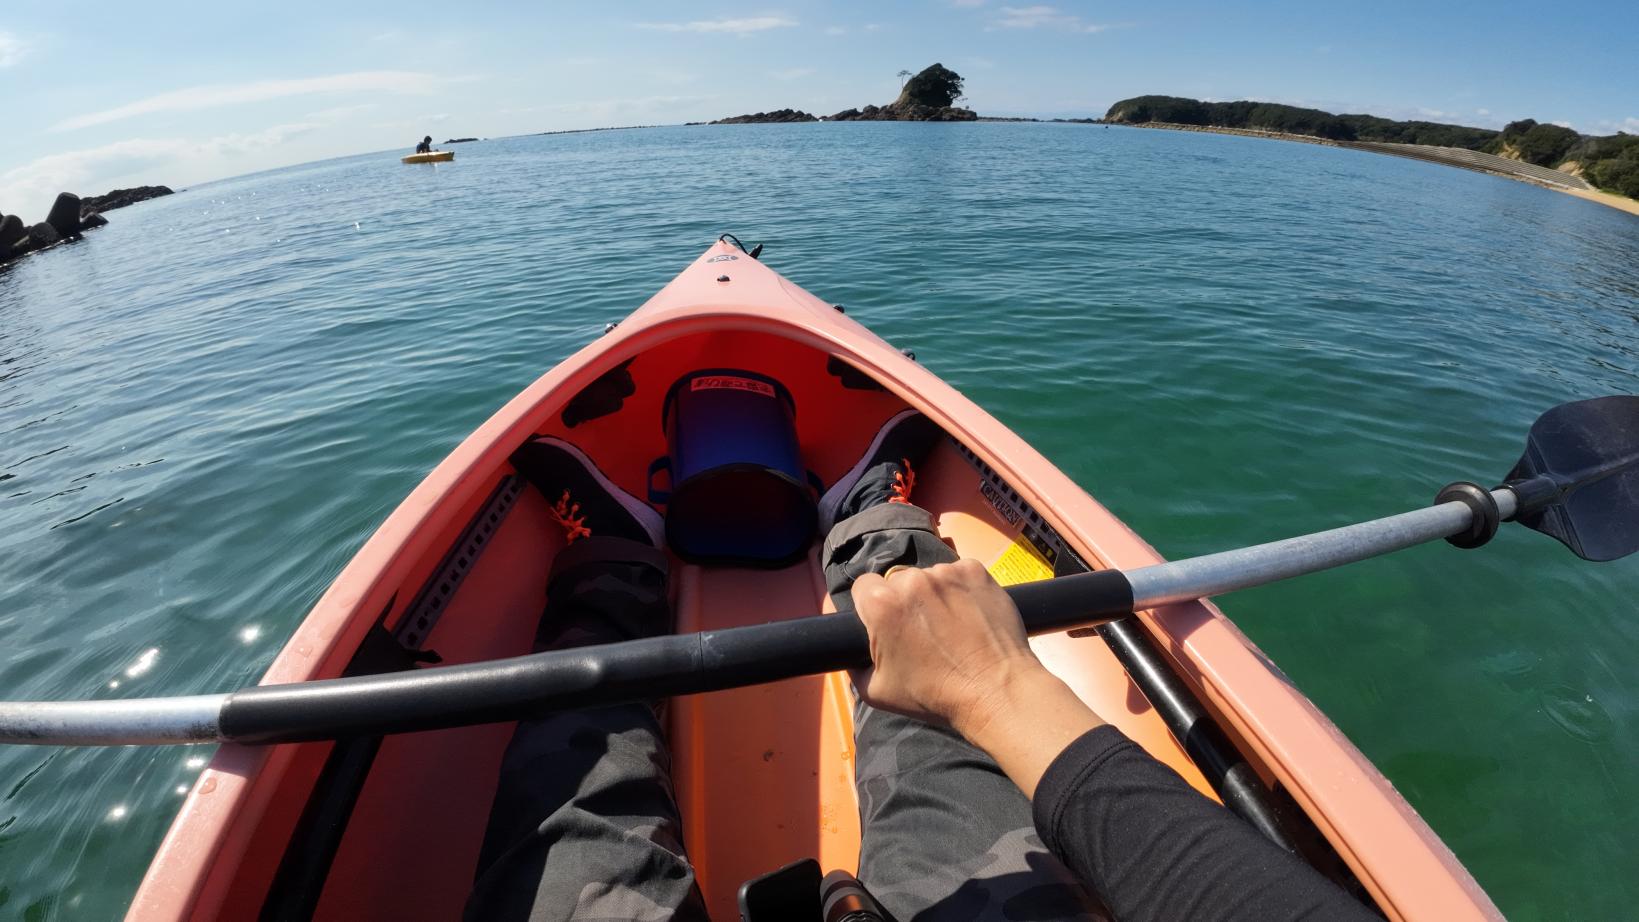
top-left (1127, 487), bottom-right (1519, 607)
top-left (0, 490), bottom-right (1516, 747)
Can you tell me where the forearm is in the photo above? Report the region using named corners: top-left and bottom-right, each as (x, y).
top-left (956, 663), bottom-right (1376, 922)
top-left (953, 661), bottom-right (1104, 800)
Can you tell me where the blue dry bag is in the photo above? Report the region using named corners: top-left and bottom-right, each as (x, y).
top-left (650, 369), bottom-right (818, 566)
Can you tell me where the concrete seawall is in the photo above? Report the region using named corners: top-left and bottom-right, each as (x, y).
top-left (1341, 141), bottom-right (1591, 191)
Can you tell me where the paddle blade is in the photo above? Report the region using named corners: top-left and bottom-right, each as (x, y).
top-left (1505, 395), bottom-right (1639, 561)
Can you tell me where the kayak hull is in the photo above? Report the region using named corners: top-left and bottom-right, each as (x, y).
top-left (402, 151), bottom-right (454, 164)
top-left (131, 241), bottom-right (1500, 920)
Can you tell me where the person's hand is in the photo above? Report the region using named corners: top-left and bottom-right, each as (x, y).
top-left (850, 559), bottom-right (1047, 737)
top-left (851, 558), bottom-right (1107, 799)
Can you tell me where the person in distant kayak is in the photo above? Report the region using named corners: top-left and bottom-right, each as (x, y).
top-left (415, 136), bottom-right (433, 154)
top-left (466, 414), bottom-right (1377, 921)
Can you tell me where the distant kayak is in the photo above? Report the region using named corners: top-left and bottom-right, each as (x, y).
top-left (402, 151), bottom-right (454, 164)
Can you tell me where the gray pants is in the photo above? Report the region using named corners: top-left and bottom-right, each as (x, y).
top-left (466, 504), bottom-right (1101, 921)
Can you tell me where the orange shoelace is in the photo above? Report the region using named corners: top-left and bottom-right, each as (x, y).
top-left (550, 489), bottom-right (592, 543)
top-left (890, 458), bottom-right (916, 505)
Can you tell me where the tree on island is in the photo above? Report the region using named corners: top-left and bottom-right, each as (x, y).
top-left (710, 63), bottom-right (976, 124)
top-left (897, 63), bottom-right (965, 108)
top-left (898, 69), bottom-right (913, 87)
top-left (1491, 119), bottom-right (1580, 167)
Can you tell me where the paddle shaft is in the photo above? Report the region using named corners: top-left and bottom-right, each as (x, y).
top-left (0, 488), bottom-right (1518, 746)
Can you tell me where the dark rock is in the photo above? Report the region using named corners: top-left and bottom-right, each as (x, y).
top-left (821, 63), bottom-right (977, 122)
top-left (28, 222), bottom-right (61, 248)
top-left (443, 137), bottom-right (478, 144)
top-left (709, 109), bottom-right (818, 125)
top-left (79, 185), bottom-right (173, 215)
top-left (46, 193), bottom-right (84, 236)
top-left (827, 102), bottom-right (976, 122)
top-left (80, 211), bottom-right (109, 230)
top-left (0, 214), bottom-right (25, 252)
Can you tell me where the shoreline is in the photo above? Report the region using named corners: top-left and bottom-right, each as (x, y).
top-left (1119, 122), bottom-right (1639, 218)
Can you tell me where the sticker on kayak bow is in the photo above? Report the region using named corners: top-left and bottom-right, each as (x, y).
top-left (706, 254), bottom-right (739, 263)
top-left (979, 481), bottom-right (1022, 528)
top-left (691, 375), bottom-right (775, 397)
top-left (989, 538), bottom-right (1054, 587)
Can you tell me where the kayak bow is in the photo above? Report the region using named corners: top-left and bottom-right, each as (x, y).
top-left (113, 239), bottom-right (1511, 920)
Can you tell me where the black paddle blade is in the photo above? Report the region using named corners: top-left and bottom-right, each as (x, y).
top-left (1505, 395), bottom-right (1639, 561)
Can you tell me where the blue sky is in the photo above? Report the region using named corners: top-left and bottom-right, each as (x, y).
top-left (3, 1), bottom-right (1636, 220)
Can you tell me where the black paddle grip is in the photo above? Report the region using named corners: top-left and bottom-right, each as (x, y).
top-left (218, 569), bottom-right (1135, 744)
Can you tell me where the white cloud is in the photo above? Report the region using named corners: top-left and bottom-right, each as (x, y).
top-left (1551, 119), bottom-right (1574, 129)
top-left (952, 0), bottom-right (986, 6)
top-left (0, 30), bottom-right (31, 67)
top-left (770, 68), bottom-right (815, 81)
top-left (0, 124), bottom-right (314, 219)
top-left (1476, 108), bottom-right (1491, 116)
top-left (863, 23), bottom-right (884, 32)
top-left (824, 26), bottom-right (848, 36)
top-left (635, 17), bottom-right (797, 35)
top-left (305, 103), bottom-right (378, 121)
top-left (0, 101), bottom-right (385, 219)
top-left (52, 71), bottom-right (446, 132)
top-left (1416, 107), bottom-right (1456, 120)
top-left (991, 6), bottom-right (1113, 32)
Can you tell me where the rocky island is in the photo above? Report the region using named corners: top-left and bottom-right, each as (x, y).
top-left (710, 109), bottom-right (818, 125)
top-left (2, 185), bottom-right (174, 266)
top-left (709, 63), bottom-right (977, 125)
top-left (81, 185), bottom-right (174, 214)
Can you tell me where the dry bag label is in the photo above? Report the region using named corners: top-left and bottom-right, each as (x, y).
top-left (691, 375), bottom-right (775, 398)
top-left (989, 538), bottom-right (1054, 587)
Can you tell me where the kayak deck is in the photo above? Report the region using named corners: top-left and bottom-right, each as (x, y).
top-left (244, 332), bottom-right (1213, 919)
top-left (133, 241), bottom-right (1499, 920)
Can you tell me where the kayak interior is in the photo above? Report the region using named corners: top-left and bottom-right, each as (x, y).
top-left (131, 242), bottom-right (1493, 920)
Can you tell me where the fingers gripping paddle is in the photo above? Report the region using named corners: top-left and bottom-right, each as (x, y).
top-left (1, 397), bottom-right (1635, 747)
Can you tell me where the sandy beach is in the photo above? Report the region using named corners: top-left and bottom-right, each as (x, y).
top-left (1121, 121), bottom-right (1639, 219)
top-left (1561, 186), bottom-right (1639, 216)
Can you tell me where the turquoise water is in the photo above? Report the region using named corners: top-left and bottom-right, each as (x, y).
top-left (2, 123), bottom-right (1636, 919)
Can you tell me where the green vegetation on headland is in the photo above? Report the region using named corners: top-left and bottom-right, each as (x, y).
top-left (710, 109), bottom-right (818, 125)
top-left (707, 63), bottom-right (977, 125)
top-left (2, 187), bottom-right (174, 266)
top-left (1105, 95), bottom-right (1639, 198)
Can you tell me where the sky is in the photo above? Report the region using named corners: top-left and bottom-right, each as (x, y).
top-left (3, 0), bottom-right (1636, 221)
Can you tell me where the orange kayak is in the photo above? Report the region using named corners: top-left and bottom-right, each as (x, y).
top-left (402, 150), bottom-right (454, 164)
top-left (131, 239), bottom-right (1501, 920)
